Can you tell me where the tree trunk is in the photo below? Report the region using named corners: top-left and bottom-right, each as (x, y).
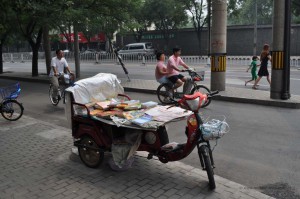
top-left (43, 25), bottom-right (52, 75)
top-left (0, 43), bottom-right (3, 74)
top-left (31, 46), bottom-right (39, 76)
top-left (197, 31), bottom-right (202, 55)
top-left (74, 25), bottom-right (80, 78)
top-left (29, 27), bottom-right (43, 77)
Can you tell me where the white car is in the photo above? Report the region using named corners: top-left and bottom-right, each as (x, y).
top-left (118, 42), bottom-right (155, 56)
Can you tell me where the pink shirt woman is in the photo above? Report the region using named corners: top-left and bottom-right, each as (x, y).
top-left (155, 53), bottom-right (169, 84)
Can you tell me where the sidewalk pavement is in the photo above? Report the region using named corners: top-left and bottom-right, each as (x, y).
top-left (0, 115), bottom-right (274, 199)
top-left (1, 71), bottom-right (300, 109)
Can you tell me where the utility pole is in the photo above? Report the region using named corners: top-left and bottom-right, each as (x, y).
top-left (270, 0), bottom-right (291, 99)
top-left (281, 0), bottom-right (291, 99)
top-left (207, 0), bottom-right (211, 55)
top-left (74, 24), bottom-right (80, 78)
top-left (210, 0), bottom-right (227, 91)
top-left (253, 0), bottom-right (257, 56)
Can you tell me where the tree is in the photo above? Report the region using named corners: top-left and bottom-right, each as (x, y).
top-left (0, 0), bottom-right (15, 74)
top-left (144, 0), bottom-right (188, 52)
top-left (180, 0), bottom-right (208, 54)
top-left (126, 0), bottom-right (152, 42)
top-left (12, 0), bottom-right (63, 76)
top-left (292, 0), bottom-right (300, 23)
top-left (228, 0), bottom-right (300, 25)
top-left (228, 0), bottom-right (273, 25)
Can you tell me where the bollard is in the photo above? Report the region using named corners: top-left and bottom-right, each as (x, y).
top-left (141, 55), bottom-right (146, 66)
top-left (95, 53), bottom-right (99, 64)
top-left (10, 54), bottom-right (14, 63)
top-left (21, 54), bottom-right (25, 63)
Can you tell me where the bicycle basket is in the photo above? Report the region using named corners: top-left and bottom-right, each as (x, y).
top-left (0, 83), bottom-right (21, 100)
top-left (191, 71), bottom-right (205, 81)
top-left (200, 116), bottom-right (229, 141)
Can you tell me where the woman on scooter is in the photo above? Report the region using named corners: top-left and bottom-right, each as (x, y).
top-left (155, 52), bottom-right (169, 84)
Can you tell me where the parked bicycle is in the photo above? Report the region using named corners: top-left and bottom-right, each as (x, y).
top-left (49, 72), bottom-right (75, 106)
top-left (157, 69), bottom-right (212, 107)
top-left (0, 83), bottom-right (24, 121)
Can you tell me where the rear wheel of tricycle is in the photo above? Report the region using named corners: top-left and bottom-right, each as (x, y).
top-left (191, 85), bottom-right (211, 108)
top-left (200, 145), bottom-right (216, 189)
top-left (78, 136), bottom-right (104, 168)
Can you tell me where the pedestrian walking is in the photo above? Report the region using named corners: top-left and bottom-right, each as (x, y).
top-left (252, 44), bottom-right (271, 89)
top-left (245, 56), bottom-right (260, 86)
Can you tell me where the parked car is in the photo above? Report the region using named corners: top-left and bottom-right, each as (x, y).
top-left (80, 49), bottom-right (97, 59)
top-left (118, 43), bottom-right (155, 57)
top-left (80, 49), bottom-right (107, 59)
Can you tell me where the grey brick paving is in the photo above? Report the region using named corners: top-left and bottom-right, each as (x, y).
top-left (0, 115), bottom-right (274, 199)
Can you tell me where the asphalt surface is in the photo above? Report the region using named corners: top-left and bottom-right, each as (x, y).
top-left (1, 79), bottom-right (299, 199)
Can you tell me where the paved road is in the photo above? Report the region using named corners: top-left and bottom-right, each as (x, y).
top-left (0, 79), bottom-right (299, 199)
top-left (3, 61), bottom-right (300, 95)
top-left (0, 115), bottom-right (274, 199)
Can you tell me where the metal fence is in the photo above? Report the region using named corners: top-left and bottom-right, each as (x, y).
top-left (2, 52), bottom-right (300, 67)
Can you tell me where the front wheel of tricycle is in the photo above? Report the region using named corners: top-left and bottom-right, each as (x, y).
top-left (200, 145), bottom-right (216, 189)
top-left (78, 136), bottom-right (104, 168)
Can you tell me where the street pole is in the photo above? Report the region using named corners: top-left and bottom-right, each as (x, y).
top-left (281, 0), bottom-right (291, 99)
top-left (74, 25), bottom-right (80, 79)
top-left (271, 0), bottom-right (291, 100)
top-left (210, 0), bottom-right (227, 91)
top-left (207, 0), bottom-right (211, 56)
top-left (271, 0), bottom-right (285, 99)
top-left (253, 0), bottom-right (257, 56)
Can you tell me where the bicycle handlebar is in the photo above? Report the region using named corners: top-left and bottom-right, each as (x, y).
top-left (207, 90), bottom-right (219, 98)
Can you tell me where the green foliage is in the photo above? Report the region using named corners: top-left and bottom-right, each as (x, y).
top-left (145, 0), bottom-right (188, 31)
top-left (143, 0), bottom-right (188, 48)
top-left (228, 0), bottom-right (273, 25)
top-left (228, 0), bottom-right (300, 25)
top-left (0, 0), bottom-right (17, 44)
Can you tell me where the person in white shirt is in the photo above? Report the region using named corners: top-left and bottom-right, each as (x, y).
top-left (49, 49), bottom-right (73, 100)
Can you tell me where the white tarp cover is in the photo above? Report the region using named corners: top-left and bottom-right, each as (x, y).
top-left (66, 73), bottom-right (124, 104)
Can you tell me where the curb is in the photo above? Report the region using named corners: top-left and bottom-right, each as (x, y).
top-left (124, 87), bottom-right (300, 109)
top-left (0, 75), bottom-right (48, 84)
top-left (1, 75), bottom-right (300, 109)
top-left (214, 95), bottom-right (300, 109)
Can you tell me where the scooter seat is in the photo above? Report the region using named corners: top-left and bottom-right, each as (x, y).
top-left (183, 92), bottom-right (205, 100)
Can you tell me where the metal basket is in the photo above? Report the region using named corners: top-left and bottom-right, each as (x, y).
top-left (200, 115), bottom-right (229, 141)
top-left (190, 70), bottom-right (205, 81)
top-left (0, 83), bottom-right (21, 100)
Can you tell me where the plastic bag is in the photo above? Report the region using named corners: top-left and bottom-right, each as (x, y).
top-left (200, 119), bottom-right (229, 141)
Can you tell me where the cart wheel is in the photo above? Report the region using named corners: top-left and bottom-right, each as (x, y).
top-left (200, 145), bottom-right (216, 189)
top-left (78, 136), bottom-right (104, 168)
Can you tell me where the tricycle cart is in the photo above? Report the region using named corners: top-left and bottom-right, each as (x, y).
top-left (65, 73), bottom-right (227, 189)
